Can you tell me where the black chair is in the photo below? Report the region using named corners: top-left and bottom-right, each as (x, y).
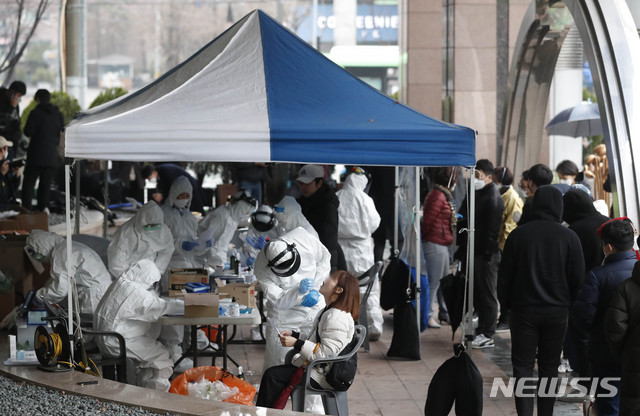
top-left (357, 261), bottom-right (383, 352)
top-left (288, 324), bottom-right (367, 416)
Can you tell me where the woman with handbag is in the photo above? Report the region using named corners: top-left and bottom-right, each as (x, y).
top-left (256, 270), bottom-right (360, 408)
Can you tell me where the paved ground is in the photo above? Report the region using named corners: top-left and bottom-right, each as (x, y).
top-left (228, 311), bottom-right (585, 415)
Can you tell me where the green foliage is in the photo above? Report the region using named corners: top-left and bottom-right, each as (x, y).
top-left (89, 87), bottom-right (128, 109)
top-left (583, 87), bottom-right (597, 103)
top-left (31, 67), bottom-right (55, 84)
top-left (21, 91), bottom-right (82, 130)
top-left (582, 87), bottom-right (602, 159)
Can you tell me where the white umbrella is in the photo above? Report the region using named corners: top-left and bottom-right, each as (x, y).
top-left (546, 102), bottom-right (603, 137)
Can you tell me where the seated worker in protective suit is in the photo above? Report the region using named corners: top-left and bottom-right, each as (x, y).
top-left (108, 201), bottom-right (174, 279)
top-left (161, 175), bottom-right (211, 371)
top-left (273, 196), bottom-right (318, 238)
top-left (336, 167), bottom-right (382, 339)
top-left (27, 230), bottom-right (112, 316)
top-left (94, 259), bottom-right (184, 391)
top-left (254, 226), bottom-right (330, 371)
top-left (198, 189), bottom-right (257, 269)
top-left (242, 203), bottom-right (280, 267)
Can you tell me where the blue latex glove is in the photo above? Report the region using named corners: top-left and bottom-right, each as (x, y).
top-left (298, 278), bottom-right (313, 294)
top-left (301, 290), bottom-right (320, 307)
top-left (181, 241), bottom-right (199, 251)
top-left (247, 235), bottom-right (268, 250)
top-left (205, 239), bottom-right (214, 248)
top-left (246, 257), bottom-right (255, 267)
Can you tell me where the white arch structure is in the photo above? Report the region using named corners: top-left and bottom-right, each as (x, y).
top-left (501, 0), bottom-right (640, 224)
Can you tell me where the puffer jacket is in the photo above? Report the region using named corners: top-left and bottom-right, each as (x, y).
top-left (604, 261), bottom-right (640, 416)
top-left (498, 185), bottom-right (523, 251)
top-left (421, 188), bottom-right (454, 246)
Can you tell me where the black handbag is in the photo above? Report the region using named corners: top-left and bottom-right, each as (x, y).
top-left (380, 256), bottom-right (411, 310)
top-left (316, 310), bottom-right (358, 391)
top-left (387, 269), bottom-right (421, 360)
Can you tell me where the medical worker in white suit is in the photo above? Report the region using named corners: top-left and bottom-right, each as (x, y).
top-left (336, 168), bottom-right (383, 338)
top-left (94, 259), bottom-right (184, 391)
top-left (254, 226), bottom-right (330, 371)
top-left (198, 189), bottom-right (257, 269)
top-left (273, 196), bottom-right (318, 238)
top-left (27, 230), bottom-right (112, 316)
top-left (108, 201), bottom-right (174, 279)
top-left (242, 204), bottom-right (280, 267)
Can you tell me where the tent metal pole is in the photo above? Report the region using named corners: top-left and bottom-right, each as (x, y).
top-left (466, 167), bottom-right (476, 356)
top-left (64, 163), bottom-right (74, 356)
top-left (394, 166), bottom-right (399, 253)
top-left (103, 165), bottom-right (108, 237)
top-left (74, 160), bottom-right (80, 234)
top-left (414, 166), bottom-right (421, 331)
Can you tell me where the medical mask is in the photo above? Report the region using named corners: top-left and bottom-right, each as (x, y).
top-left (144, 224), bottom-right (161, 232)
top-left (558, 178), bottom-right (573, 185)
top-left (474, 178), bottom-right (486, 191)
top-left (173, 199), bottom-right (189, 209)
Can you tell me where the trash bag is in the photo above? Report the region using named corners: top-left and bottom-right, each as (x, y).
top-left (424, 344), bottom-right (482, 416)
top-left (387, 294), bottom-right (421, 360)
top-left (440, 267), bottom-right (467, 340)
top-left (380, 256), bottom-right (411, 310)
top-left (169, 366), bottom-right (256, 406)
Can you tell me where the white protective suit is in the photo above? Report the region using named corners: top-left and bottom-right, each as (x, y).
top-left (336, 172), bottom-right (383, 337)
top-left (108, 201), bottom-right (174, 278)
top-left (199, 195), bottom-right (256, 268)
top-left (94, 259), bottom-right (183, 391)
top-left (27, 230), bottom-right (112, 315)
top-left (254, 227), bottom-right (330, 370)
top-left (242, 204), bottom-right (280, 267)
top-left (274, 196), bottom-right (319, 238)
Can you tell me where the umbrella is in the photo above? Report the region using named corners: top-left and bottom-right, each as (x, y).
top-left (272, 365), bottom-right (305, 409)
top-left (545, 101), bottom-right (603, 137)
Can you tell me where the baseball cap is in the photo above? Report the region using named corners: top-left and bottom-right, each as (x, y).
top-left (296, 164), bottom-right (324, 184)
top-left (0, 136), bottom-right (13, 148)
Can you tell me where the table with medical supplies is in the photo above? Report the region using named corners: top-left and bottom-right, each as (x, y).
top-left (159, 309), bottom-right (261, 371)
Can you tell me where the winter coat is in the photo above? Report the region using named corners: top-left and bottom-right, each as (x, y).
top-left (298, 184), bottom-right (346, 271)
top-left (291, 307), bottom-right (355, 390)
top-left (421, 187), bottom-right (455, 246)
top-left (457, 182), bottom-right (504, 260)
top-left (604, 262), bottom-right (640, 416)
top-left (498, 185), bottom-right (523, 251)
top-left (24, 102), bottom-right (64, 167)
top-left (571, 250), bottom-right (636, 371)
top-left (498, 186), bottom-right (585, 313)
top-left (563, 188), bottom-right (610, 273)
top-left (0, 88), bottom-right (21, 146)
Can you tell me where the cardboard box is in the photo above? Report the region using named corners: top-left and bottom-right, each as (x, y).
top-left (169, 268), bottom-right (209, 297)
top-left (16, 213), bottom-right (48, 232)
top-left (218, 282), bottom-right (256, 308)
top-left (184, 293), bottom-right (219, 318)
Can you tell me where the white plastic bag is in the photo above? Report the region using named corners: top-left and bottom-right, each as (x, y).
top-left (187, 377), bottom-right (239, 401)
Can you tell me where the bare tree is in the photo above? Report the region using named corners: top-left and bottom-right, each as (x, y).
top-left (0, 0), bottom-right (51, 84)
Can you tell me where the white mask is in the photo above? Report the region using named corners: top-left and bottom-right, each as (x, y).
top-left (173, 199), bottom-right (189, 209)
top-left (474, 178), bottom-right (486, 191)
top-left (558, 178), bottom-right (573, 185)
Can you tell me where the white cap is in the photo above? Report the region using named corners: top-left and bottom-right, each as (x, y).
top-left (296, 164), bottom-right (324, 184)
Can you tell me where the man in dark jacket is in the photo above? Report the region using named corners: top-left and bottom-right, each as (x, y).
top-left (22, 89), bottom-right (64, 212)
top-left (604, 261), bottom-right (640, 416)
top-left (0, 81), bottom-right (26, 160)
top-left (572, 218), bottom-right (636, 416)
top-left (562, 187), bottom-right (611, 379)
top-left (498, 185), bottom-right (585, 416)
top-left (457, 159), bottom-right (504, 348)
top-left (296, 164), bottom-right (346, 272)
top-left (517, 163), bottom-right (553, 225)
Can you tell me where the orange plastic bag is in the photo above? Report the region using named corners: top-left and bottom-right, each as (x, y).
top-left (169, 366), bottom-right (256, 406)
top-left (201, 325), bottom-right (223, 343)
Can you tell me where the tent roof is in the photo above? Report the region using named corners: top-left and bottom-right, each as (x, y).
top-left (65, 10), bottom-right (475, 167)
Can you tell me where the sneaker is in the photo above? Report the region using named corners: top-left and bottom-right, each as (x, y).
top-left (495, 322), bottom-right (509, 332)
top-left (558, 358), bottom-right (573, 373)
top-left (428, 318), bottom-right (442, 328)
top-left (471, 334), bottom-right (495, 349)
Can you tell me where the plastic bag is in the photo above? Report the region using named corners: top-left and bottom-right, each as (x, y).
top-left (188, 378), bottom-right (239, 401)
top-left (169, 366), bottom-right (256, 406)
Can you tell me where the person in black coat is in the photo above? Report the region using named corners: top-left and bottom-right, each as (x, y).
top-left (0, 81), bottom-right (26, 160)
top-left (571, 218), bottom-right (636, 415)
top-left (296, 164), bottom-right (346, 272)
top-left (21, 89), bottom-right (64, 212)
top-left (517, 163), bottom-right (553, 226)
top-left (604, 261), bottom-right (640, 416)
top-left (498, 185), bottom-right (585, 416)
top-left (456, 159), bottom-right (504, 348)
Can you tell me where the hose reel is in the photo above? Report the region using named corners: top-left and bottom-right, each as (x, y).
top-left (34, 324), bottom-right (72, 371)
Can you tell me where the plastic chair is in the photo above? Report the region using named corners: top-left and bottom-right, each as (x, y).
top-left (289, 324), bottom-right (367, 416)
top-left (357, 261), bottom-right (382, 352)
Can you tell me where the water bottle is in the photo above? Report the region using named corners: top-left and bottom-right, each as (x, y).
top-left (229, 297), bottom-right (240, 317)
top-left (237, 366), bottom-right (245, 380)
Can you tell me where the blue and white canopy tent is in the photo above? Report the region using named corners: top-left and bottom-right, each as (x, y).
top-left (63, 10), bottom-right (477, 351)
